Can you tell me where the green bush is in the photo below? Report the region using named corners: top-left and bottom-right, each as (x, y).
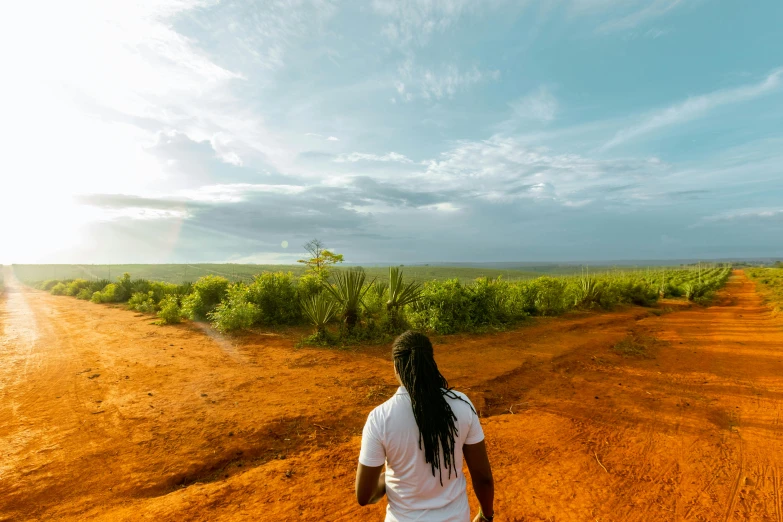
top-left (76, 288), bottom-right (93, 300)
top-left (157, 295), bottom-right (183, 324)
top-left (128, 291), bottom-right (157, 313)
top-left (91, 283), bottom-right (127, 303)
top-left (246, 272), bottom-right (301, 325)
top-left (409, 279), bottom-right (473, 334)
top-left (409, 277), bottom-right (527, 334)
top-left (615, 278), bottom-right (658, 306)
top-left (529, 277), bottom-right (569, 316)
top-left (89, 279), bottom-right (111, 293)
top-left (65, 279), bottom-right (90, 297)
top-left (149, 281), bottom-right (179, 302)
top-left (113, 273), bottom-right (133, 302)
top-left (209, 283), bottom-right (259, 332)
top-left (182, 275), bottom-right (230, 321)
top-left (40, 280), bottom-right (59, 291)
top-left (130, 279), bottom-right (151, 294)
top-left (51, 282), bottom-right (67, 296)
top-left (296, 273), bottom-right (323, 300)
top-left (363, 281), bottom-right (388, 316)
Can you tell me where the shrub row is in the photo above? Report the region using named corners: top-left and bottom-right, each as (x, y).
top-left (33, 267), bottom-right (732, 337)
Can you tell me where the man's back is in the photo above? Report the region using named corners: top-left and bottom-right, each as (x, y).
top-left (359, 386), bottom-right (484, 522)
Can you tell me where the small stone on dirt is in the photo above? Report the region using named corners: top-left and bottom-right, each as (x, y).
top-left (148, 392), bottom-right (153, 396)
top-left (201, 393), bottom-right (208, 397)
top-left (228, 431), bottom-right (234, 437)
top-left (285, 470), bottom-right (293, 478)
top-left (88, 374), bottom-right (100, 379)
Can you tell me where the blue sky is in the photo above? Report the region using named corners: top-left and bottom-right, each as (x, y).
top-left (2, 0), bottom-right (782, 264)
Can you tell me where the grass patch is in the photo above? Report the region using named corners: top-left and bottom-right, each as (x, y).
top-left (747, 268), bottom-right (783, 313)
top-left (612, 334), bottom-right (659, 359)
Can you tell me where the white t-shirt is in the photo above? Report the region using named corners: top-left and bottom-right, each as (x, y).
top-left (359, 387), bottom-right (485, 522)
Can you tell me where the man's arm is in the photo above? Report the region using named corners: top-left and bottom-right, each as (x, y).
top-left (464, 440), bottom-right (494, 520)
top-left (355, 463), bottom-right (386, 506)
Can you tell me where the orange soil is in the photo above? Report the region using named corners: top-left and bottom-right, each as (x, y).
top-left (1, 270), bottom-right (783, 521)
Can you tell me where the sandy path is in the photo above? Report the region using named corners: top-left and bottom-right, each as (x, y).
top-left (1, 269), bottom-right (782, 521)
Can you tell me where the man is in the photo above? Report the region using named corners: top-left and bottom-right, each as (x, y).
top-left (355, 331), bottom-right (495, 522)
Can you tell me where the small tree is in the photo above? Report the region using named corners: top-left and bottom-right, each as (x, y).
top-left (297, 239), bottom-right (344, 280)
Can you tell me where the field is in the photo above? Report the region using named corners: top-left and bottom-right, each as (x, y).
top-left (3, 266), bottom-right (783, 520)
top-left (17, 262), bottom-right (731, 340)
top-left (12, 263), bottom-right (573, 284)
top-left (747, 267), bottom-right (783, 313)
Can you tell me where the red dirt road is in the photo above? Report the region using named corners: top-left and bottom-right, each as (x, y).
top-left (1, 270), bottom-right (783, 521)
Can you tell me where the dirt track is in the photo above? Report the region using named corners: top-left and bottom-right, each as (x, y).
top-left (2, 270), bottom-right (783, 521)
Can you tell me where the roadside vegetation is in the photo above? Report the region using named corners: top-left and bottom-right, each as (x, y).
top-left (10, 262), bottom-right (657, 285)
top-left (23, 241), bottom-right (732, 343)
top-left (747, 266), bottom-right (783, 314)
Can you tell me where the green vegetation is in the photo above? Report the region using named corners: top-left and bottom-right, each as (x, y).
top-left (182, 275), bottom-right (229, 321)
top-left (18, 247), bottom-right (732, 343)
top-left (11, 262), bottom-right (620, 285)
top-left (297, 239), bottom-right (344, 280)
top-left (386, 267), bottom-right (423, 330)
top-left (157, 295), bottom-right (183, 324)
top-left (300, 293), bottom-right (338, 341)
top-left (324, 268), bottom-right (373, 331)
top-left (747, 268), bottom-right (783, 313)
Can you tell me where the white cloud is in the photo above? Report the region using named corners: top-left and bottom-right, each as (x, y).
top-left (210, 133), bottom-right (244, 166)
top-left (373, 0), bottom-right (482, 46)
top-left (509, 86), bottom-right (558, 122)
top-left (418, 134), bottom-right (673, 205)
top-left (568, 0), bottom-right (684, 33)
top-left (702, 208), bottom-right (783, 223)
top-left (645, 27), bottom-right (670, 39)
top-left (335, 152), bottom-right (414, 164)
top-left (181, 183), bottom-right (307, 203)
top-left (199, 0), bottom-right (338, 71)
top-left (602, 68), bottom-right (783, 150)
top-left (596, 0), bottom-right (682, 33)
top-left (396, 60), bottom-right (500, 101)
top-left (423, 202), bottom-right (461, 212)
top-left (305, 132), bottom-right (340, 143)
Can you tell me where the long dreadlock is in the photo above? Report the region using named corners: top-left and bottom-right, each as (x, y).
top-left (392, 330), bottom-right (476, 486)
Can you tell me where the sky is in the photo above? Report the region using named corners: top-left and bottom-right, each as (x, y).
top-left (1, 0), bottom-right (782, 264)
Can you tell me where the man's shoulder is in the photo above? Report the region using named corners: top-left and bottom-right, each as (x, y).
top-left (446, 388), bottom-right (472, 402)
top-left (368, 392), bottom-right (405, 418)
top-left (445, 389), bottom-right (477, 412)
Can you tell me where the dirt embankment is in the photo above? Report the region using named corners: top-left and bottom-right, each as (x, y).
top-left (1, 269), bottom-right (783, 521)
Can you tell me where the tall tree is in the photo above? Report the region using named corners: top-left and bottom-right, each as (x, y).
top-left (298, 239), bottom-right (344, 280)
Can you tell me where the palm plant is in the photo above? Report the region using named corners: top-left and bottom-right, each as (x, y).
top-left (683, 282), bottom-right (704, 301)
top-left (300, 293), bottom-right (338, 338)
top-left (324, 269), bottom-right (373, 330)
top-left (657, 270), bottom-right (667, 298)
top-left (575, 266), bottom-right (600, 307)
top-left (386, 267), bottom-right (422, 329)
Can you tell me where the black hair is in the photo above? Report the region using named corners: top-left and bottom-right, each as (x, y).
top-left (392, 330), bottom-right (475, 485)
